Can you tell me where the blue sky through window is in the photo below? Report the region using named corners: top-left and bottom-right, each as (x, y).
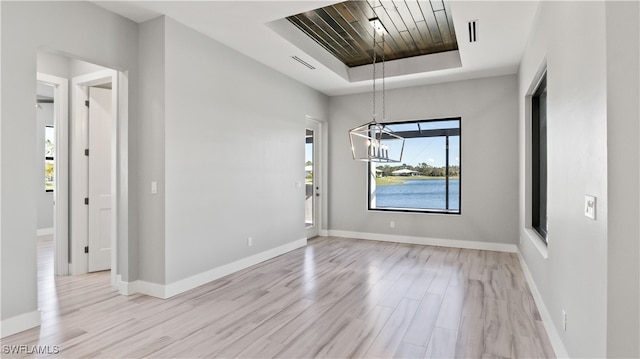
top-left (305, 120), bottom-right (460, 168)
top-left (382, 119), bottom-right (460, 168)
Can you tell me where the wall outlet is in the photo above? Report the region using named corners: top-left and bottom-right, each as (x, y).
top-left (151, 181), bottom-right (157, 194)
top-left (390, 221), bottom-right (395, 228)
top-left (247, 237), bottom-right (253, 247)
top-left (562, 309), bottom-right (567, 331)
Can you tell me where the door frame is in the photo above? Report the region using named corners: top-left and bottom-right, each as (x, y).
top-left (70, 69), bottom-right (119, 285)
top-left (37, 73), bottom-right (69, 276)
top-left (305, 116), bottom-right (324, 239)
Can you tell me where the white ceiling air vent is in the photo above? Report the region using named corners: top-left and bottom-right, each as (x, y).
top-left (291, 55), bottom-right (316, 70)
top-left (468, 20), bottom-right (478, 43)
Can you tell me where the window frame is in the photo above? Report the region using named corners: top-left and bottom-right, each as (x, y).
top-left (367, 117), bottom-right (462, 215)
top-left (531, 74), bottom-right (548, 244)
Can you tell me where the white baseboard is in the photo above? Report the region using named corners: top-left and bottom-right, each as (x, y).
top-left (517, 251), bottom-right (569, 358)
top-left (37, 228), bottom-right (54, 237)
top-left (137, 280), bottom-right (167, 298)
top-left (164, 238), bottom-right (307, 298)
top-left (319, 229), bottom-right (329, 237)
top-left (117, 275), bottom-right (167, 298)
top-left (118, 238), bottom-right (307, 299)
top-left (0, 310), bottom-right (41, 338)
top-left (117, 275), bottom-right (129, 294)
top-left (327, 230), bottom-right (518, 253)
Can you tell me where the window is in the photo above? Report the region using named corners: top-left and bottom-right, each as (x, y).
top-left (45, 125), bottom-right (55, 192)
top-left (532, 74), bottom-right (547, 243)
top-left (369, 118), bottom-right (461, 214)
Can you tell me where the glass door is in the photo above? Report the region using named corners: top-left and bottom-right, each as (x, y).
top-left (305, 119), bottom-right (320, 238)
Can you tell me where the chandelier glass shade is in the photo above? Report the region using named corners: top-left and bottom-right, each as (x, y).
top-left (348, 17), bottom-right (404, 163)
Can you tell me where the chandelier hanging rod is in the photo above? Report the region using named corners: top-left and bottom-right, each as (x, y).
top-left (348, 16), bottom-right (405, 163)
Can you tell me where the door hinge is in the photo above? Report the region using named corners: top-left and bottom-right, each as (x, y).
top-left (84, 246), bottom-right (89, 254)
top-left (85, 100), bottom-right (90, 107)
top-left (84, 197), bottom-right (89, 205)
top-left (84, 149), bottom-right (89, 156)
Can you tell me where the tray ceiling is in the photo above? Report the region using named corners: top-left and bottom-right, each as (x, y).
top-left (92, 1), bottom-right (540, 96)
top-left (286, 0), bottom-right (458, 68)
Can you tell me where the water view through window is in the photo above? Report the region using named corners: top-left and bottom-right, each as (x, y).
top-left (375, 178), bottom-right (460, 210)
top-left (369, 118), bottom-right (461, 214)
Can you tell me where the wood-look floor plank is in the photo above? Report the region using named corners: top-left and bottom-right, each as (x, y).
top-left (315, 305), bottom-right (394, 358)
top-left (214, 298), bottom-right (314, 358)
top-left (436, 281), bottom-right (464, 331)
top-left (394, 342), bottom-right (427, 358)
top-left (455, 309), bottom-right (486, 358)
top-left (365, 298), bottom-right (421, 358)
top-left (234, 338), bottom-right (285, 359)
top-left (1, 236), bottom-right (556, 359)
top-left (402, 293), bottom-right (443, 347)
top-left (425, 326), bottom-right (458, 358)
top-left (483, 298), bottom-right (513, 358)
top-left (378, 275), bottom-right (414, 308)
top-left (403, 268), bottom-right (437, 301)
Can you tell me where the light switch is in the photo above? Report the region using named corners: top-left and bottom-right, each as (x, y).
top-left (151, 181), bottom-right (158, 194)
top-left (584, 195), bottom-right (596, 220)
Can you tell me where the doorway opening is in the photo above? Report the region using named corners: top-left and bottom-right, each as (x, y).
top-left (305, 129), bottom-right (315, 229)
top-left (36, 72), bottom-right (69, 277)
top-left (35, 80), bottom-right (65, 309)
top-left (305, 118), bottom-right (322, 239)
top-left (36, 51), bottom-right (128, 296)
top-left (70, 69), bottom-right (118, 280)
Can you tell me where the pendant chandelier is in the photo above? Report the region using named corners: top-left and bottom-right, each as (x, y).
top-left (349, 17), bottom-right (404, 163)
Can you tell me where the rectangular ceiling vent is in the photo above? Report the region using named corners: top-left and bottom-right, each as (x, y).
top-left (292, 56), bottom-right (316, 70)
top-left (468, 20), bottom-right (478, 43)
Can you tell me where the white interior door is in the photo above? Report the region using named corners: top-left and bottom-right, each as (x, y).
top-left (305, 119), bottom-right (321, 239)
top-left (88, 87), bottom-right (112, 272)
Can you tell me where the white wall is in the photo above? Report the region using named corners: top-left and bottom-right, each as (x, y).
top-left (1, 1), bottom-right (138, 335)
top-left (328, 75), bottom-right (519, 246)
top-left (518, 1), bottom-right (639, 357)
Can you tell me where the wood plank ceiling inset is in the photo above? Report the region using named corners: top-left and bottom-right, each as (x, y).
top-left (286, 0), bottom-right (458, 68)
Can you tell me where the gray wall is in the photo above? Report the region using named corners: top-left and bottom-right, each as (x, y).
top-left (1, 1), bottom-right (139, 324)
top-left (37, 52), bottom-right (70, 79)
top-left (37, 51), bottom-right (107, 79)
top-left (162, 17), bottom-right (329, 284)
top-left (137, 16), bottom-right (166, 286)
top-left (134, 16), bottom-right (329, 286)
top-left (328, 75), bottom-right (519, 245)
top-left (518, 1), bottom-right (639, 357)
top-left (605, 2), bottom-right (640, 357)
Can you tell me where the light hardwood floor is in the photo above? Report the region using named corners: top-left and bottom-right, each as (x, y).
top-left (2, 236), bottom-right (555, 358)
